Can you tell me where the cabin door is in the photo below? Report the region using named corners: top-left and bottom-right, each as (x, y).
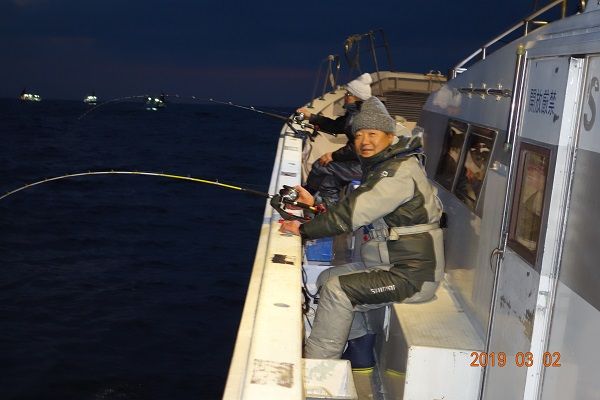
top-left (481, 56), bottom-right (584, 400)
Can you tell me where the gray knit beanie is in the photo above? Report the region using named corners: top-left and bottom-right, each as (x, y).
top-left (352, 97), bottom-right (396, 135)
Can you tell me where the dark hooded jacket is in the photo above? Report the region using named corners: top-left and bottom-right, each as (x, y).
top-left (308, 102), bottom-right (362, 162)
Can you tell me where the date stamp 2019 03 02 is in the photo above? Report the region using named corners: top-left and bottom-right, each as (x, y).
top-left (469, 351), bottom-right (561, 368)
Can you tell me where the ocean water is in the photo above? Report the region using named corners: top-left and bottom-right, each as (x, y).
top-left (0, 98), bottom-right (283, 399)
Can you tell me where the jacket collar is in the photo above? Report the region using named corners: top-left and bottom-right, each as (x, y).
top-left (359, 136), bottom-right (423, 171)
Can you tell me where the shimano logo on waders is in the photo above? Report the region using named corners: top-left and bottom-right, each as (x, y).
top-left (370, 285), bottom-right (396, 294)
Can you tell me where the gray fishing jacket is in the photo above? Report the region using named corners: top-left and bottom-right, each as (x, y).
top-left (300, 138), bottom-right (445, 305)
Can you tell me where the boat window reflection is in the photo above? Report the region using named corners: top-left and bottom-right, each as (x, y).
top-left (454, 126), bottom-right (495, 211)
top-left (508, 143), bottom-right (550, 265)
top-left (435, 120), bottom-right (468, 191)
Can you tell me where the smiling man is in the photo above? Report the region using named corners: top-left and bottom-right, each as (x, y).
top-left (280, 96), bottom-right (445, 364)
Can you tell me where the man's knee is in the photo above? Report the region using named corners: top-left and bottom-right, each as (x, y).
top-left (318, 276), bottom-right (340, 298)
top-left (316, 263), bottom-right (365, 288)
top-left (318, 276), bottom-right (354, 312)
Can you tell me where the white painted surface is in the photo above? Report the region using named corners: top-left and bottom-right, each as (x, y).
top-left (389, 282), bottom-right (483, 400)
top-left (404, 346), bottom-right (480, 400)
top-left (482, 250), bottom-right (539, 400)
top-left (577, 55), bottom-right (600, 153)
top-left (223, 126), bottom-right (305, 399)
top-left (540, 281), bottom-right (600, 400)
top-left (519, 57), bottom-right (570, 146)
top-left (304, 359), bottom-right (358, 400)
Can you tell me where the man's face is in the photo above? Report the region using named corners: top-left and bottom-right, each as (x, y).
top-left (354, 129), bottom-right (394, 158)
top-left (344, 91), bottom-right (358, 105)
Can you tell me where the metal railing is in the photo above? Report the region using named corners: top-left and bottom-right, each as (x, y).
top-left (307, 29), bottom-right (395, 106)
top-left (451, 0), bottom-right (571, 78)
top-left (343, 29), bottom-right (393, 96)
top-left (308, 54), bottom-right (341, 108)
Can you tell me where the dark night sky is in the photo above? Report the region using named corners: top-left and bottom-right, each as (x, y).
top-left (1, 0), bottom-right (580, 106)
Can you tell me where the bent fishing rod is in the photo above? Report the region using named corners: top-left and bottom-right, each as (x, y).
top-left (80, 95), bottom-right (291, 121)
top-left (208, 98), bottom-right (320, 140)
top-left (208, 98), bottom-right (291, 121)
top-left (78, 94), bottom-right (320, 140)
top-left (0, 171), bottom-right (317, 221)
top-left (78, 93), bottom-right (181, 120)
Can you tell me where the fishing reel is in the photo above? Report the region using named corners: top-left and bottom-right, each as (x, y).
top-left (280, 185), bottom-right (299, 202)
top-left (292, 111), bottom-right (305, 123)
top-left (270, 185), bottom-right (318, 221)
top-left (287, 112), bottom-right (320, 142)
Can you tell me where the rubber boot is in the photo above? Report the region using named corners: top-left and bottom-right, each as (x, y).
top-left (341, 333), bottom-right (376, 370)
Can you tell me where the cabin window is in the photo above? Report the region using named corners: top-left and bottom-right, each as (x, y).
top-left (435, 120), bottom-right (468, 191)
top-left (508, 143), bottom-right (551, 265)
top-left (454, 126), bottom-right (495, 211)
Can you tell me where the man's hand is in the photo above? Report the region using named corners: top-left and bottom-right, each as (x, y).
top-left (284, 185), bottom-right (315, 210)
top-left (318, 152), bottom-right (334, 166)
top-left (279, 220), bottom-right (302, 236)
top-left (296, 107), bottom-right (312, 120)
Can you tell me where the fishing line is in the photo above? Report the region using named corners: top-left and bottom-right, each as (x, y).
top-left (0, 171), bottom-right (318, 220)
top-left (78, 95), bottom-right (317, 138)
top-left (207, 98), bottom-right (321, 141)
top-left (207, 98), bottom-right (291, 121)
top-left (78, 93), bottom-right (182, 120)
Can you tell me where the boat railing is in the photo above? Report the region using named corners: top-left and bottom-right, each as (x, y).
top-left (343, 29), bottom-right (394, 96)
top-left (308, 54), bottom-right (341, 108)
top-left (451, 0), bottom-right (572, 78)
top-left (307, 29), bottom-right (394, 107)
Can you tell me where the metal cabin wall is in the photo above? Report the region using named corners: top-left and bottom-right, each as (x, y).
top-left (538, 54), bottom-right (600, 399)
top-left (420, 40), bottom-right (523, 336)
top-left (419, 9), bottom-right (600, 399)
top-left (537, 145), bottom-right (600, 400)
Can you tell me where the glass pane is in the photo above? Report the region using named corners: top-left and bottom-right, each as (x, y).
top-left (454, 126), bottom-right (495, 211)
top-left (513, 150), bottom-right (549, 254)
top-left (435, 121), bottom-right (467, 190)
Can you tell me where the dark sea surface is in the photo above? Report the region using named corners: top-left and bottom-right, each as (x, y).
top-left (0, 98), bottom-right (284, 399)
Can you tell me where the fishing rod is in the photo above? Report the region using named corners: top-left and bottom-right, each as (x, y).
top-left (78, 94), bottom-right (320, 141)
top-left (208, 98), bottom-right (291, 121)
top-left (0, 171), bottom-right (318, 221)
top-left (78, 93), bottom-right (181, 120)
top-left (208, 98), bottom-right (319, 141)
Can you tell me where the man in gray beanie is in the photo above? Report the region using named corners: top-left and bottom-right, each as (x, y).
top-left (296, 73), bottom-right (373, 206)
top-left (281, 96), bottom-right (445, 366)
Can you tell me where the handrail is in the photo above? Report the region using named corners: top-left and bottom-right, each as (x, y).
top-left (452, 0), bottom-right (568, 78)
top-left (307, 29), bottom-right (395, 106)
top-left (308, 55), bottom-right (340, 108)
top-left (343, 29), bottom-right (393, 95)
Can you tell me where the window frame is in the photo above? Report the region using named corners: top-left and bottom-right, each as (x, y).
top-left (434, 119), bottom-right (498, 215)
top-left (453, 125), bottom-right (497, 213)
top-left (435, 119), bottom-right (470, 192)
top-left (507, 142), bottom-right (552, 267)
